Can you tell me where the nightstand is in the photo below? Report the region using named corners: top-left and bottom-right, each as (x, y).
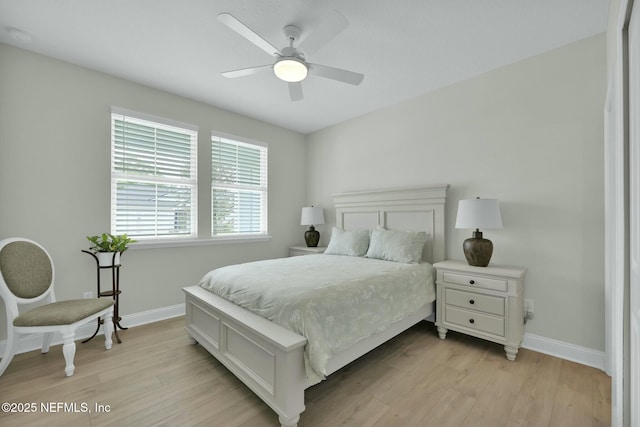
top-left (433, 260), bottom-right (526, 361)
top-left (288, 246), bottom-right (326, 257)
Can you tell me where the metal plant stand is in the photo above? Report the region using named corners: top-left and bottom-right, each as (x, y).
top-left (81, 250), bottom-right (127, 344)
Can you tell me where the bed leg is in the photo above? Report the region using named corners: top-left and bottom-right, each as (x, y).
top-left (278, 414), bottom-right (300, 427)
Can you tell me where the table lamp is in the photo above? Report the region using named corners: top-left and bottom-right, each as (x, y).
top-left (455, 197), bottom-right (503, 267)
top-left (300, 206), bottom-right (325, 247)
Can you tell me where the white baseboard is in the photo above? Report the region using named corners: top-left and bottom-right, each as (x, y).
top-left (0, 303), bottom-right (606, 373)
top-left (0, 303), bottom-right (185, 356)
top-left (522, 332), bottom-right (606, 372)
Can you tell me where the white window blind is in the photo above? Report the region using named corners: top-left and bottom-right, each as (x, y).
top-left (111, 109), bottom-right (198, 239)
top-left (211, 134), bottom-right (268, 237)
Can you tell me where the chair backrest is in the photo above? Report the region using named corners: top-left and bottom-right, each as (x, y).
top-left (0, 238), bottom-right (54, 303)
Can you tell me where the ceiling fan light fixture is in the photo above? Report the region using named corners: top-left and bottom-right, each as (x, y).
top-left (273, 57), bottom-right (308, 82)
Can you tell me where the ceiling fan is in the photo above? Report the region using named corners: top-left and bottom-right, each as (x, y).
top-left (217, 10), bottom-right (364, 102)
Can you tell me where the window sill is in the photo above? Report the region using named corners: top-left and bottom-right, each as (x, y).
top-left (129, 235), bottom-right (272, 250)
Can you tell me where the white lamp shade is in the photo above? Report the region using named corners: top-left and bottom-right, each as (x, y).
top-left (455, 198), bottom-right (503, 230)
top-left (301, 206), bottom-right (325, 226)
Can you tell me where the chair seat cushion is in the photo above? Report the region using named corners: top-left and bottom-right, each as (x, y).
top-left (14, 298), bottom-right (114, 327)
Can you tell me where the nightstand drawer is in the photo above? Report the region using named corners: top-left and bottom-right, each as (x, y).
top-left (442, 272), bottom-right (508, 292)
top-left (444, 288), bottom-right (505, 316)
top-left (444, 305), bottom-right (505, 336)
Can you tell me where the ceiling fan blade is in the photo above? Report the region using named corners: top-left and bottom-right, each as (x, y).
top-left (221, 65), bottom-right (272, 78)
top-left (288, 82), bottom-right (303, 101)
top-left (298, 10), bottom-right (349, 54)
top-left (309, 63), bottom-right (364, 86)
top-left (217, 13), bottom-right (281, 57)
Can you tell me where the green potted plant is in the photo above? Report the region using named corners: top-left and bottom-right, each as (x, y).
top-left (87, 233), bottom-right (136, 266)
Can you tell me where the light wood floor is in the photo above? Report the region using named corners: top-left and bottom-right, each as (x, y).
top-left (0, 317), bottom-right (610, 427)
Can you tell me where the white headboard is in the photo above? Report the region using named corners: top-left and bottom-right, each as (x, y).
top-left (333, 185), bottom-right (449, 264)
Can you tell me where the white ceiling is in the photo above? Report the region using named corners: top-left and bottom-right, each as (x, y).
top-left (0, 0), bottom-right (609, 134)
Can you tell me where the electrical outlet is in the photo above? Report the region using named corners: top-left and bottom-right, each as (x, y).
top-left (524, 298), bottom-right (534, 321)
top-left (83, 291), bottom-right (94, 299)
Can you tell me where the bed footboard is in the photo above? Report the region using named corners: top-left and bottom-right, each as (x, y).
top-left (183, 286), bottom-right (307, 427)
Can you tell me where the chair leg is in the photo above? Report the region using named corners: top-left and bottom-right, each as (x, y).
top-left (0, 331), bottom-right (17, 376)
top-left (103, 310), bottom-right (113, 351)
top-left (42, 332), bottom-right (53, 354)
top-left (61, 331), bottom-right (76, 377)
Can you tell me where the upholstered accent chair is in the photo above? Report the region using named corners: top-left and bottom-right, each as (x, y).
top-left (0, 237), bottom-right (114, 377)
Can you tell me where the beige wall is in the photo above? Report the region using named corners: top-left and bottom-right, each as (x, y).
top-left (307, 34), bottom-right (607, 351)
top-left (0, 44), bottom-right (307, 340)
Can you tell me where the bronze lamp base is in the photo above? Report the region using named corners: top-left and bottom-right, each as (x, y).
top-left (304, 225), bottom-right (320, 247)
top-left (463, 229), bottom-right (493, 267)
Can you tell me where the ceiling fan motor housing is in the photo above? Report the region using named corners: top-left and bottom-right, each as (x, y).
top-left (275, 34), bottom-right (308, 82)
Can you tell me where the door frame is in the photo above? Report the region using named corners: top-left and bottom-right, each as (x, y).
top-left (627, 2), bottom-right (639, 425)
top-left (605, 1), bottom-right (633, 426)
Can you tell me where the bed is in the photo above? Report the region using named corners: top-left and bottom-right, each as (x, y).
top-left (183, 185), bottom-right (448, 426)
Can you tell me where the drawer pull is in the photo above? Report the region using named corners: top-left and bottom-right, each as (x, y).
top-left (469, 280), bottom-right (475, 285)
top-left (469, 319), bottom-right (475, 324)
top-left (469, 299), bottom-right (475, 305)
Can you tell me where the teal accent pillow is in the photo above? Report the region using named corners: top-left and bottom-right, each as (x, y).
top-left (365, 228), bottom-right (428, 263)
top-left (324, 227), bottom-right (370, 256)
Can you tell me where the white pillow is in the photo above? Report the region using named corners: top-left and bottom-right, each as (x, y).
top-left (324, 227), bottom-right (370, 257)
top-left (365, 228), bottom-right (428, 263)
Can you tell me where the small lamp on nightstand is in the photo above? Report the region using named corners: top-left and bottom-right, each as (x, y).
top-left (300, 206), bottom-right (325, 247)
top-left (455, 197), bottom-right (503, 267)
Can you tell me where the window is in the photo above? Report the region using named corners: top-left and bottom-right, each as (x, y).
top-left (111, 108), bottom-right (198, 239)
top-left (211, 134), bottom-right (268, 238)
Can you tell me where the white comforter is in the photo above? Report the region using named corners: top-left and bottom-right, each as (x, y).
top-left (198, 254), bottom-right (435, 384)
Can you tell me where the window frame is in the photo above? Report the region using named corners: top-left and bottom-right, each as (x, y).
top-left (210, 131), bottom-right (269, 240)
top-left (109, 108), bottom-right (271, 250)
top-left (110, 107), bottom-right (198, 242)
